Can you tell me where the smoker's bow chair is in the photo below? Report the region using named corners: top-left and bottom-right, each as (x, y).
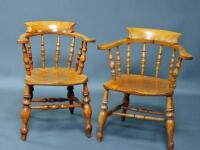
top-left (97, 27), bottom-right (192, 150)
top-left (17, 21), bottom-right (95, 140)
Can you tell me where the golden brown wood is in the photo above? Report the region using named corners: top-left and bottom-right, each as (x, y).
top-left (127, 27), bottom-right (181, 44)
top-left (17, 21), bottom-right (95, 140)
top-left (76, 41), bottom-right (83, 71)
top-left (77, 42), bottom-right (87, 74)
top-left (166, 96), bottom-right (175, 150)
top-left (115, 46), bottom-right (121, 76)
top-left (25, 21), bottom-right (76, 34)
top-left (108, 50), bottom-right (116, 80)
top-left (104, 74), bottom-right (173, 96)
top-left (170, 57), bottom-right (182, 88)
top-left (155, 45), bottom-right (163, 78)
top-left (55, 36), bottom-right (61, 68)
top-left (169, 49), bottom-right (176, 80)
top-left (26, 40), bottom-right (33, 69)
top-left (40, 35), bottom-right (45, 68)
top-left (141, 43), bottom-right (147, 75)
top-left (31, 103), bottom-right (81, 110)
top-left (112, 112), bottom-right (164, 121)
top-left (67, 37), bottom-right (75, 68)
top-left (82, 83), bottom-right (92, 137)
top-left (97, 89), bottom-right (109, 142)
top-left (126, 43), bottom-right (131, 74)
top-left (20, 84), bottom-right (31, 141)
top-left (22, 44), bottom-right (31, 75)
top-left (97, 27), bottom-right (192, 150)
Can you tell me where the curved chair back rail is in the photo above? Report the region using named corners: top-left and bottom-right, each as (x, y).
top-left (97, 27), bottom-right (193, 88)
top-left (17, 21), bottom-right (96, 76)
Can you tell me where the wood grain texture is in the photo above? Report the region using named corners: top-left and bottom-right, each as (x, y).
top-left (25, 68), bottom-right (88, 86)
top-left (104, 74), bottom-right (173, 96)
top-left (127, 27), bottom-right (181, 44)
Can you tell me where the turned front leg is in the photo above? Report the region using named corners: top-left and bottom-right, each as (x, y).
top-left (82, 83), bottom-right (92, 138)
top-left (166, 96), bottom-right (175, 150)
top-left (21, 84), bottom-right (31, 141)
top-left (97, 89), bottom-right (109, 142)
top-left (67, 86), bottom-right (75, 114)
top-left (121, 93), bottom-right (130, 121)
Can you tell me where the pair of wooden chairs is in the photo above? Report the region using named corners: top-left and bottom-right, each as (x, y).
top-left (17, 21), bottom-right (192, 150)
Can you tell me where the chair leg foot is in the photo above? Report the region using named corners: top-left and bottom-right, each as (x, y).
top-left (67, 86), bottom-right (75, 114)
top-left (97, 89), bottom-right (109, 142)
top-left (166, 96), bottom-right (175, 150)
top-left (121, 94), bottom-right (129, 122)
top-left (82, 83), bottom-right (92, 138)
top-left (20, 85), bottom-right (31, 141)
top-left (97, 111), bottom-right (107, 142)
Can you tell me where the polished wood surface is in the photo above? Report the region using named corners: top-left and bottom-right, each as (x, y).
top-left (104, 74), bottom-right (173, 96)
top-left (18, 21), bottom-right (95, 141)
top-left (25, 68), bottom-right (88, 86)
top-left (97, 27), bottom-right (193, 150)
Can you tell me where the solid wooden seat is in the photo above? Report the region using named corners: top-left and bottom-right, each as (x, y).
top-left (104, 74), bottom-right (173, 96)
top-left (17, 21), bottom-right (95, 141)
top-left (97, 27), bottom-right (193, 150)
top-left (26, 68), bottom-right (88, 86)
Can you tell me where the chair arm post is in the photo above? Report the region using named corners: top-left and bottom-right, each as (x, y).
top-left (170, 57), bottom-right (183, 88)
top-left (77, 41), bottom-right (88, 74)
top-left (22, 44), bottom-right (31, 76)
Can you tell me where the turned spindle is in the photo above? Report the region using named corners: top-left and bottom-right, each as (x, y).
top-left (126, 43), bottom-right (131, 74)
top-left (141, 43), bottom-right (147, 75)
top-left (67, 37), bottom-right (75, 68)
top-left (108, 50), bottom-right (116, 80)
top-left (55, 36), bottom-right (61, 68)
top-left (155, 45), bottom-right (163, 78)
top-left (41, 35), bottom-right (46, 68)
top-left (116, 46), bottom-right (121, 76)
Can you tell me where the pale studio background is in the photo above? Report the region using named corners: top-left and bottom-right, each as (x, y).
top-left (0, 0), bottom-right (199, 150)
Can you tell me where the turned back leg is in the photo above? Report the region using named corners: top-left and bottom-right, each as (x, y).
top-left (121, 93), bottom-right (130, 121)
top-left (21, 84), bottom-right (32, 141)
top-left (166, 96), bottom-right (175, 150)
top-left (67, 86), bottom-right (75, 114)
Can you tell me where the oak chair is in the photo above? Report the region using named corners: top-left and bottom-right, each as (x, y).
top-left (17, 21), bottom-right (95, 140)
top-left (97, 27), bottom-right (193, 150)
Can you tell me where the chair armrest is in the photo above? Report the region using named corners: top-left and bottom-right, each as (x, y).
top-left (173, 44), bottom-right (193, 60)
top-left (97, 38), bottom-right (128, 50)
top-left (17, 33), bottom-right (29, 44)
top-left (68, 32), bottom-right (96, 43)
